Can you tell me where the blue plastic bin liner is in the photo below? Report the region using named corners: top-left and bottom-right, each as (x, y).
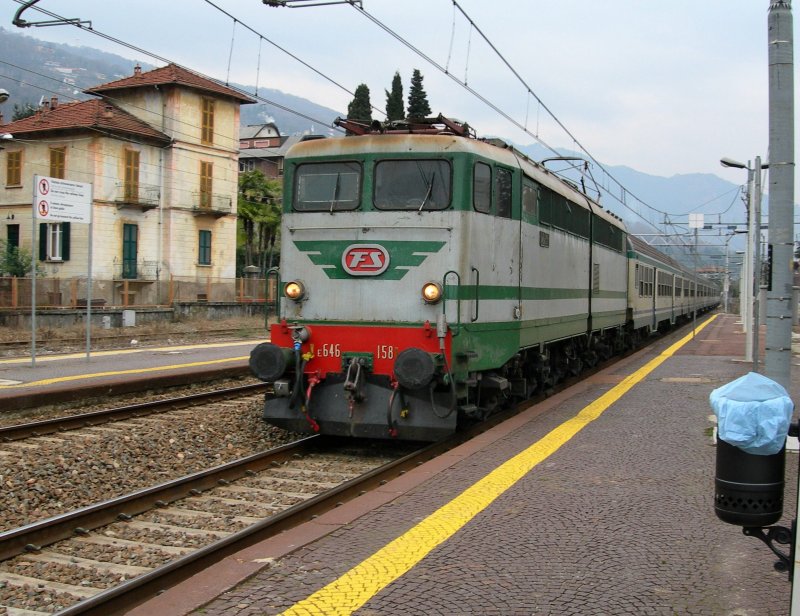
top-left (710, 372), bottom-right (794, 455)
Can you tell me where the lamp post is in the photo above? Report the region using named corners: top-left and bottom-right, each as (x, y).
top-left (722, 230), bottom-right (748, 314)
top-left (720, 156), bottom-right (766, 370)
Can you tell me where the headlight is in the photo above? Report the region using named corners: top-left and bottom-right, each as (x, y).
top-left (421, 282), bottom-right (442, 304)
top-left (284, 280), bottom-right (306, 301)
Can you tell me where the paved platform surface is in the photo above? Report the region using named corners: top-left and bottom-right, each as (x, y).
top-left (0, 340), bottom-right (257, 407)
top-left (130, 314), bottom-right (799, 616)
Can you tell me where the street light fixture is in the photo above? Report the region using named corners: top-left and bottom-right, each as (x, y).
top-left (720, 157), bottom-right (748, 169)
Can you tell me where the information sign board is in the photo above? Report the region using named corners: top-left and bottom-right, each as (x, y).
top-left (33, 175), bottom-right (92, 223)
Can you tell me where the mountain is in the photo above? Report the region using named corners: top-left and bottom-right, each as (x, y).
top-left (0, 27), bottom-right (341, 135)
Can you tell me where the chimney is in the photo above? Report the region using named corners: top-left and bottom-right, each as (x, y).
top-left (41, 100), bottom-right (50, 111)
top-left (134, 64), bottom-right (142, 76)
top-left (50, 96), bottom-right (58, 110)
top-left (103, 104), bottom-right (114, 119)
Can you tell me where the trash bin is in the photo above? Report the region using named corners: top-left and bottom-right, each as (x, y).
top-left (715, 438), bottom-right (785, 526)
top-left (711, 372), bottom-right (794, 527)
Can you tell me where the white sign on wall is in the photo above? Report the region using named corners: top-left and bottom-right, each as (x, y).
top-left (33, 175), bottom-right (92, 223)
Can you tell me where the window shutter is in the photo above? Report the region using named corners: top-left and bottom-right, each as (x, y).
top-left (62, 223), bottom-right (71, 261)
top-left (38, 223), bottom-right (46, 261)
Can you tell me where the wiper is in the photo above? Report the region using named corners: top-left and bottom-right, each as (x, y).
top-left (418, 172), bottom-right (435, 212)
top-left (329, 172), bottom-right (340, 214)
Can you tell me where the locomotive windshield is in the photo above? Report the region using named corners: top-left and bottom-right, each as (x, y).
top-left (294, 162), bottom-right (361, 211)
top-left (374, 160), bottom-right (451, 211)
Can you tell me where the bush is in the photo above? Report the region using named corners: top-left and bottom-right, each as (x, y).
top-left (0, 240), bottom-right (40, 277)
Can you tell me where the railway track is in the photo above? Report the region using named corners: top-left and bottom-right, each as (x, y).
top-left (0, 383), bottom-right (268, 441)
top-left (0, 436), bottom-right (435, 615)
top-left (0, 324), bottom-right (691, 614)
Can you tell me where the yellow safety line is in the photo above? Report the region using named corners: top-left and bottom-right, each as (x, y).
top-left (0, 339), bottom-right (259, 366)
top-left (0, 356), bottom-right (250, 389)
top-left (280, 314), bottom-right (718, 616)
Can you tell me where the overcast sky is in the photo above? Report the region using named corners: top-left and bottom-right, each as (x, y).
top-left (1, 1), bottom-right (794, 192)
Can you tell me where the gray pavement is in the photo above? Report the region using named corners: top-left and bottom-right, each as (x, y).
top-left (0, 340), bottom-right (256, 402)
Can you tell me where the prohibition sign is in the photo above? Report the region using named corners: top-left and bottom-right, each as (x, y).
top-left (38, 200), bottom-right (49, 217)
top-left (38, 178), bottom-right (50, 195)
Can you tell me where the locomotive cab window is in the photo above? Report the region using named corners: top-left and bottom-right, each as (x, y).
top-left (473, 162), bottom-right (491, 214)
top-left (495, 168), bottom-right (512, 218)
top-left (294, 161), bottom-right (361, 211)
top-left (374, 159), bottom-right (451, 210)
top-left (522, 177), bottom-right (538, 220)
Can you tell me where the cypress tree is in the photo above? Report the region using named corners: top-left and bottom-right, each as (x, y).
top-left (347, 84), bottom-right (373, 122)
top-left (406, 69), bottom-right (432, 119)
top-left (385, 71), bottom-right (404, 121)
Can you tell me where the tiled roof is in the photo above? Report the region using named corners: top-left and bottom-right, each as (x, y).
top-left (85, 63), bottom-right (256, 103)
top-left (0, 99), bottom-right (171, 144)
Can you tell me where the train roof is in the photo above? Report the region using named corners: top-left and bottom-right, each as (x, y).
top-left (286, 126), bottom-right (627, 232)
top-left (627, 234), bottom-right (703, 280)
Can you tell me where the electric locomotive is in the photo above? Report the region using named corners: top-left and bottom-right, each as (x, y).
top-left (249, 115), bottom-right (717, 441)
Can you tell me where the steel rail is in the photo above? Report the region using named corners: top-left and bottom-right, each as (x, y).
top-left (0, 382), bottom-right (267, 441)
top-left (53, 435), bottom-right (450, 616)
top-left (0, 435), bottom-right (320, 561)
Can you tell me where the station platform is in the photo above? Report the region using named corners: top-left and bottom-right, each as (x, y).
top-left (0, 339), bottom-right (259, 410)
top-left (128, 313), bottom-right (800, 616)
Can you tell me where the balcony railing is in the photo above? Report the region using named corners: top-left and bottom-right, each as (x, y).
top-left (191, 192), bottom-right (232, 217)
top-left (114, 183), bottom-right (160, 210)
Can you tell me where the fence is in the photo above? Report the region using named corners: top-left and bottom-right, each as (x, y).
top-left (0, 275), bottom-right (277, 308)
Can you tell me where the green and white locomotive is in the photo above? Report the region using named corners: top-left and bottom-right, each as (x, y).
top-left (249, 115), bottom-right (718, 441)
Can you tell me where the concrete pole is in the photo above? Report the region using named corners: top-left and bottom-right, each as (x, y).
top-left (723, 247), bottom-right (730, 313)
top-left (765, 1), bottom-right (794, 391)
top-left (752, 156), bottom-right (763, 372)
top-left (743, 166), bottom-right (754, 362)
top-left (769, 2), bottom-right (800, 613)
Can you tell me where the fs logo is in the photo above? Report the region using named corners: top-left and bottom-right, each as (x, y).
top-left (341, 244), bottom-right (390, 276)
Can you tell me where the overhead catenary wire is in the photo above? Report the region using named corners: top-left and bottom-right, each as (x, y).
top-left (347, 1), bottom-right (734, 259)
top-left (346, 2), bottom-right (680, 243)
top-left (446, 0), bottom-right (676, 221)
top-left (8, 0), bottom-right (346, 133)
top-left (226, 18), bottom-right (237, 86)
top-left (6, 0), bottom-right (755, 256)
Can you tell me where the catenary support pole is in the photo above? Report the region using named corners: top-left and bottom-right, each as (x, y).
top-left (768, 2), bottom-right (799, 613)
top-left (766, 1), bottom-right (794, 395)
top-left (752, 156), bottom-right (763, 372)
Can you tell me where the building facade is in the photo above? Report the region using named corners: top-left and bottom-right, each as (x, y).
top-left (0, 64), bottom-right (254, 305)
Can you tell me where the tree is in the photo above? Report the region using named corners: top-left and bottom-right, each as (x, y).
top-left (385, 72), bottom-right (404, 121)
top-left (406, 69), bottom-right (432, 119)
top-left (347, 84), bottom-right (372, 122)
top-left (0, 240), bottom-right (39, 277)
top-left (237, 170), bottom-right (282, 276)
top-left (11, 102), bottom-right (37, 121)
